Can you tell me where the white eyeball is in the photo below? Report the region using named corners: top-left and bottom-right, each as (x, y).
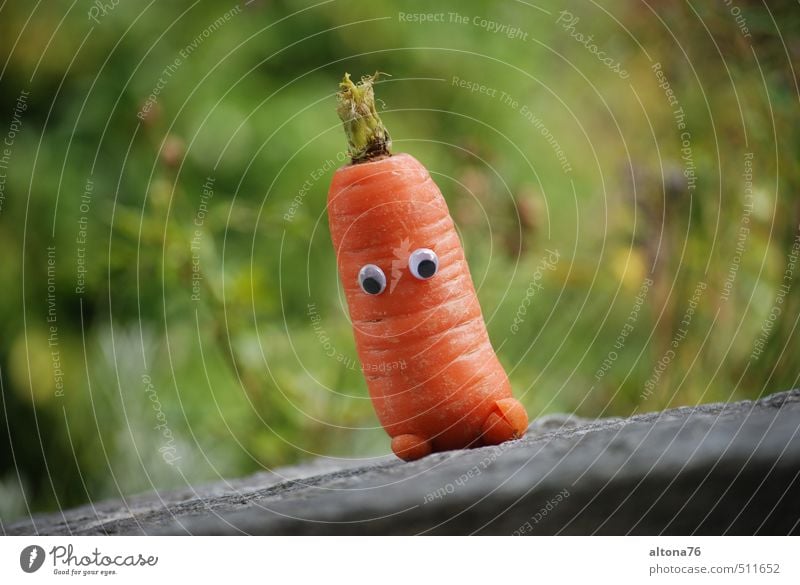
top-left (408, 248), bottom-right (438, 280)
top-left (358, 264), bottom-right (386, 295)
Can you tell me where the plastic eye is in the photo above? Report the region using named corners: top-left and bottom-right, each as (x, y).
top-left (408, 248), bottom-right (439, 280)
top-left (358, 264), bottom-right (386, 295)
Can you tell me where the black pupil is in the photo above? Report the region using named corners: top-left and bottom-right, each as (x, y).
top-left (363, 277), bottom-right (381, 294)
top-left (418, 259), bottom-right (436, 278)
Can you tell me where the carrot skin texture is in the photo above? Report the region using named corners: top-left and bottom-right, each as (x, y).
top-left (328, 153), bottom-right (528, 460)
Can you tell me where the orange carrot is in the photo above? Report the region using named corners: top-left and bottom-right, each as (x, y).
top-left (328, 73), bottom-right (528, 461)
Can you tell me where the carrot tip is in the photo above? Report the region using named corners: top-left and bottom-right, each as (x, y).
top-left (482, 398), bottom-right (529, 446)
top-left (336, 72), bottom-right (392, 164)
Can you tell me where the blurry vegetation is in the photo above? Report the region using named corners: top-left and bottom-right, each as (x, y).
top-left (0, 0), bottom-right (799, 519)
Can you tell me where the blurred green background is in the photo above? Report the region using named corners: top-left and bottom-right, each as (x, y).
top-left (1, 0), bottom-right (798, 521)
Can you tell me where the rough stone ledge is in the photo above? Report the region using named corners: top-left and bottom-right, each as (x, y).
top-left (6, 389), bottom-right (800, 535)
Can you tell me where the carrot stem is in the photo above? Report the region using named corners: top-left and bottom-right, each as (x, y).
top-left (336, 72), bottom-right (392, 164)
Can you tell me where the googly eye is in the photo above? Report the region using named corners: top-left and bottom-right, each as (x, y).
top-left (358, 264), bottom-right (386, 295)
top-left (408, 248), bottom-right (439, 280)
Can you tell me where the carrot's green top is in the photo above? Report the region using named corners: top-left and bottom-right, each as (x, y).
top-left (336, 72), bottom-right (392, 164)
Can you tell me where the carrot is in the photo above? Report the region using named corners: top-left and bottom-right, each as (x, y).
top-left (328, 73), bottom-right (528, 461)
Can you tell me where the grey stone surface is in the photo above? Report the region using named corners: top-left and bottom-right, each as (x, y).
top-left (6, 390), bottom-right (800, 535)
